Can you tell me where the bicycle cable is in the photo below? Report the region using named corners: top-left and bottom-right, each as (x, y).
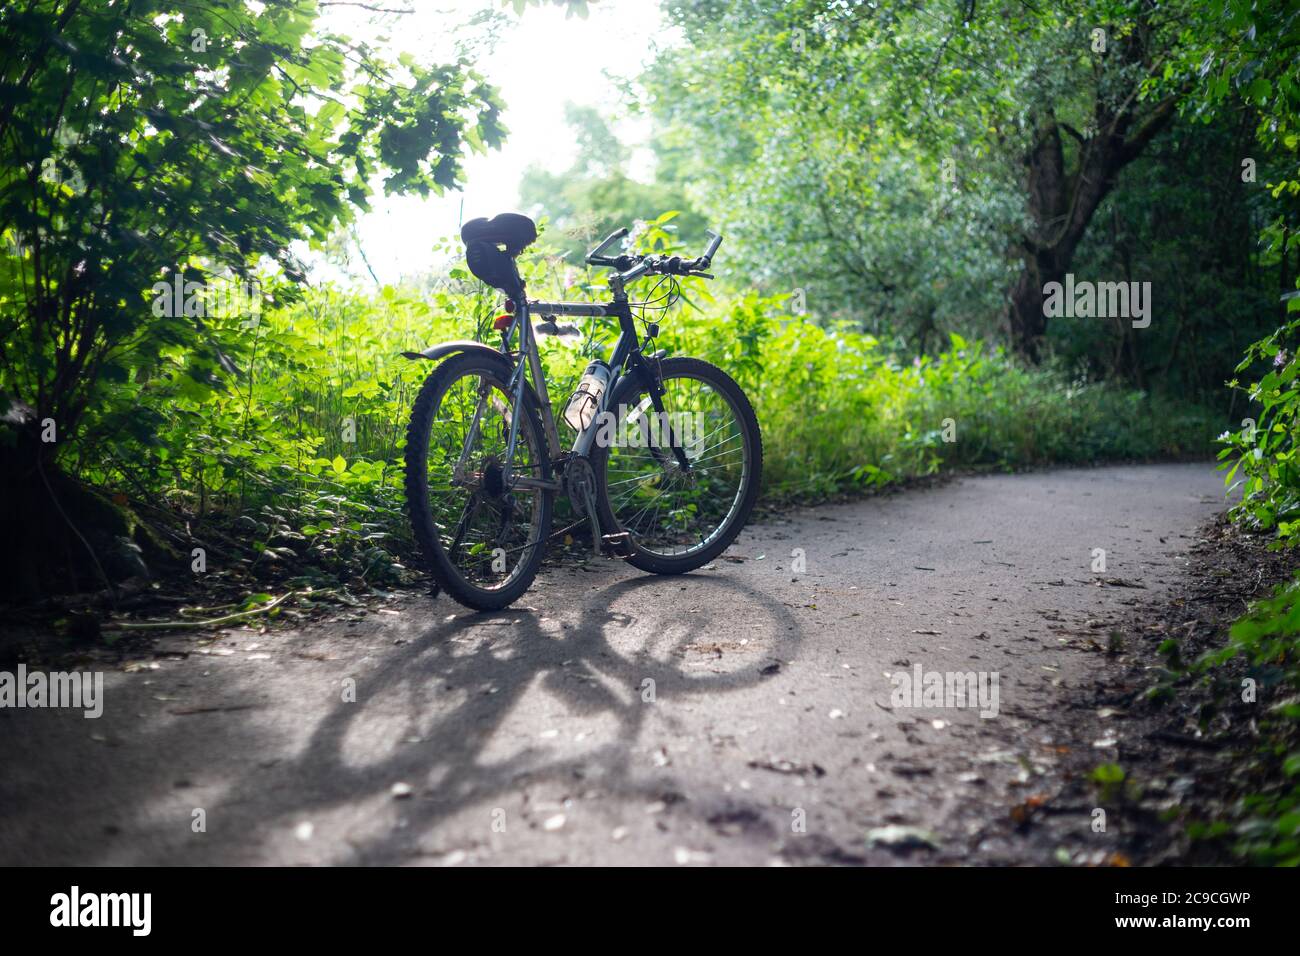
top-left (630, 273), bottom-right (681, 339)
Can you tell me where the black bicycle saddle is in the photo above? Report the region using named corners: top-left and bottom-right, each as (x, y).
top-left (460, 213), bottom-right (537, 256)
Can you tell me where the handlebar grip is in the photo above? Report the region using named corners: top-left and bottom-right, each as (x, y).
top-left (588, 226), bottom-right (629, 262)
top-left (702, 230), bottom-right (723, 264)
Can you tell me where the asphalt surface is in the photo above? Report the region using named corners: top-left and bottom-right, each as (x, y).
top-left (0, 463), bottom-right (1229, 865)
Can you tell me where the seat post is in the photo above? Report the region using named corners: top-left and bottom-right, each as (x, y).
top-left (514, 275), bottom-right (562, 459)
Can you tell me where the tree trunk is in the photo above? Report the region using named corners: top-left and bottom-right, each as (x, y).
top-left (1006, 117), bottom-right (1113, 360)
top-left (1007, 250), bottom-right (1059, 363)
top-left (1005, 44), bottom-right (1179, 362)
top-left (0, 403), bottom-right (173, 600)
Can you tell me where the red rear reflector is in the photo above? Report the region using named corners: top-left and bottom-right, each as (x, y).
top-left (493, 314), bottom-right (512, 331)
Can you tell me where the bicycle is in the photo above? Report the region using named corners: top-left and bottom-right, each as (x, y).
top-left (402, 212), bottom-right (762, 610)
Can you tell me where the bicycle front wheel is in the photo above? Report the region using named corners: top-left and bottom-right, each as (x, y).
top-left (593, 356), bottom-right (762, 574)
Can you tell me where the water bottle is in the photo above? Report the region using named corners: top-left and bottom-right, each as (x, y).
top-left (564, 360), bottom-right (611, 432)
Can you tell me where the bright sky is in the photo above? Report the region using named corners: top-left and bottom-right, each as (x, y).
top-left (317, 0), bottom-right (672, 285)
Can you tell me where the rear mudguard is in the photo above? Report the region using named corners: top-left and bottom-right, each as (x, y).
top-left (400, 339), bottom-right (496, 364)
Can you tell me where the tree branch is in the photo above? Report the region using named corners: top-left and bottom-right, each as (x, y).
top-left (1119, 94), bottom-right (1180, 165)
top-left (1059, 123), bottom-right (1087, 146)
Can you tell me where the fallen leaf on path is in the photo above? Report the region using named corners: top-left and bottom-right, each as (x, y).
top-left (866, 825), bottom-right (939, 850)
top-left (748, 757), bottom-right (826, 777)
top-left (673, 847), bottom-right (712, 864)
top-left (890, 763), bottom-right (934, 777)
top-left (1010, 793), bottom-right (1050, 825)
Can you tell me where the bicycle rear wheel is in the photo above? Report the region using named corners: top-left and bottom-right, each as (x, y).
top-left (592, 356), bottom-right (761, 574)
top-left (404, 352), bottom-right (553, 610)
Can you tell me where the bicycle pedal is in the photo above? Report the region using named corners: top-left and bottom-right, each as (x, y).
top-left (601, 532), bottom-right (634, 557)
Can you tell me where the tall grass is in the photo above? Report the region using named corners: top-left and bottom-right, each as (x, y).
top-left (76, 264), bottom-right (1221, 579)
top-left (661, 292), bottom-right (1218, 499)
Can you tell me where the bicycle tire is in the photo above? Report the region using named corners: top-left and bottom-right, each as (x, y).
top-left (404, 352), bottom-right (553, 610)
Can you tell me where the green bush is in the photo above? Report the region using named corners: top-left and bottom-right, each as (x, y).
top-left (1202, 305), bottom-right (1300, 865)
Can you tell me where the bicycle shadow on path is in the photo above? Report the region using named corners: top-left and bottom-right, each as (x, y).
top-left (1, 570), bottom-right (804, 865)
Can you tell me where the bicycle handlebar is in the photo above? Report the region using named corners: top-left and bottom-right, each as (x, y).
top-left (587, 227), bottom-right (628, 263)
top-left (585, 227), bottom-right (724, 279)
top-left (701, 230), bottom-right (722, 265)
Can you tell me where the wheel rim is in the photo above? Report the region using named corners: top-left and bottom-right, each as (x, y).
top-left (424, 370), bottom-right (546, 592)
top-left (601, 371), bottom-right (750, 559)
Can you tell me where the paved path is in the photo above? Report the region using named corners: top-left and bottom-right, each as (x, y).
top-left (0, 464), bottom-right (1229, 865)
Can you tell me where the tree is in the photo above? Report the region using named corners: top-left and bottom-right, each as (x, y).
top-left (1168, 0), bottom-right (1300, 314)
top-left (644, 0), bottom-right (1199, 358)
top-left (999, 12), bottom-right (1182, 360)
top-left (0, 0), bottom-right (503, 593)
